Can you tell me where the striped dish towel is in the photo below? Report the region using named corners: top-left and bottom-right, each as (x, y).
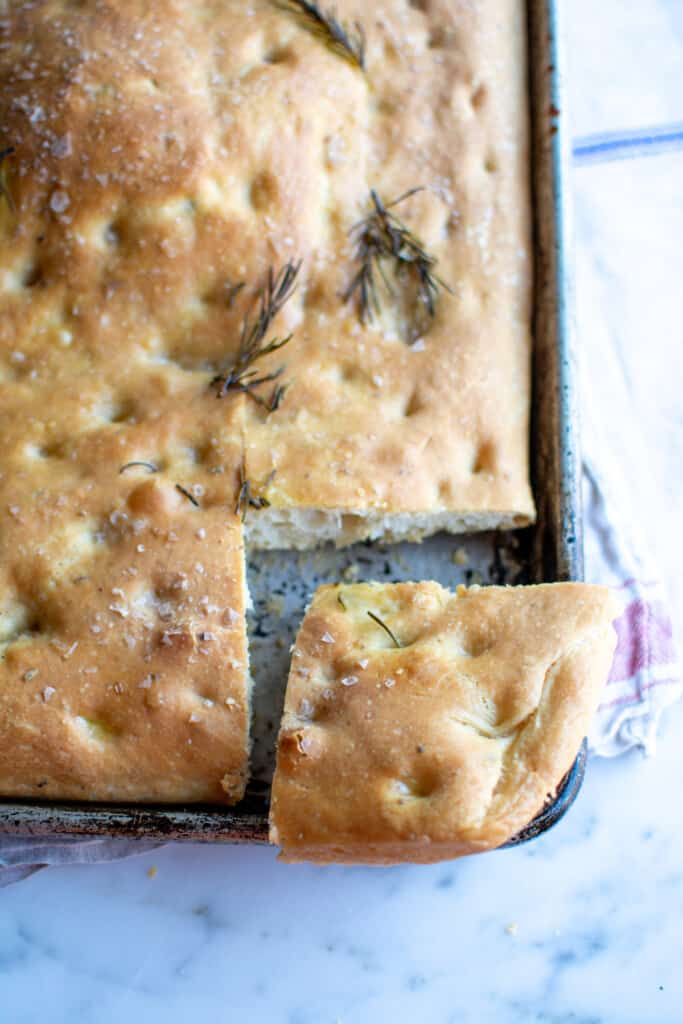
top-left (576, 122), bottom-right (681, 755)
top-left (573, 123), bottom-right (683, 166)
top-left (585, 459), bottom-right (680, 757)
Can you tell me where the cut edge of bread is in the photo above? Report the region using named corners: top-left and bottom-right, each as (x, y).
top-left (245, 507), bottom-right (535, 551)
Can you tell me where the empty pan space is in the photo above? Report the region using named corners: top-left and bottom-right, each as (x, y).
top-left (247, 528), bottom-right (529, 786)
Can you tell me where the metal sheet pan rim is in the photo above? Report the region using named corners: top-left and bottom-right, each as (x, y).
top-left (0, 0), bottom-right (584, 850)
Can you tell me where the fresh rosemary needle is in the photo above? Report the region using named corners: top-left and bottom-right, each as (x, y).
top-left (367, 609), bottom-right (402, 648)
top-left (344, 188), bottom-right (452, 329)
top-left (235, 461), bottom-right (272, 522)
top-left (276, 1), bottom-right (365, 70)
top-left (212, 260), bottom-right (301, 412)
top-left (119, 460), bottom-right (159, 475)
top-left (175, 483), bottom-right (200, 508)
top-left (0, 146), bottom-right (15, 215)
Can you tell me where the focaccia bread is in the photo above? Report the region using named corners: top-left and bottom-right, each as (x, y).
top-left (0, 0), bottom-right (254, 800)
top-left (270, 582), bottom-right (619, 863)
top-left (241, 0), bottom-right (536, 547)
top-left (0, 344), bottom-right (250, 801)
top-left (0, 0), bottom-right (534, 553)
top-left (0, 479), bottom-right (250, 803)
top-left (0, 0), bottom-right (533, 803)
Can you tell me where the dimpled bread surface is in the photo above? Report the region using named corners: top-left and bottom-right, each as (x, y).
top-left (270, 582), bottom-right (619, 863)
top-left (0, 2), bottom-right (256, 801)
top-left (3, 1), bottom-right (534, 536)
top-left (0, 0), bottom-right (533, 801)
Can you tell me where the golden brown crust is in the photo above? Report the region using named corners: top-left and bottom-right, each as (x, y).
top-left (0, 0), bottom-right (533, 801)
top-left (0, 0), bottom-right (534, 549)
top-left (243, 0), bottom-right (535, 530)
top-left (269, 582), bottom-right (619, 864)
top-left (0, 472), bottom-right (250, 803)
top-left (0, 1), bottom-right (255, 801)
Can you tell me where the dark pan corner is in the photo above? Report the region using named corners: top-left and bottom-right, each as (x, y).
top-left (504, 740), bottom-right (588, 849)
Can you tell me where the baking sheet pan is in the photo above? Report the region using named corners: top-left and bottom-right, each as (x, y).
top-left (0, 0), bottom-right (583, 847)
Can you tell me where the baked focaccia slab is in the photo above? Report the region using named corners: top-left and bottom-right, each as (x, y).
top-left (0, 405), bottom-right (251, 803)
top-left (0, 0), bottom-right (534, 541)
top-left (270, 583), bottom-right (619, 864)
top-left (240, 0), bottom-right (536, 546)
top-left (0, 3), bottom-right (254, 802)
top-left (0, 0), bottom-right (532, 802)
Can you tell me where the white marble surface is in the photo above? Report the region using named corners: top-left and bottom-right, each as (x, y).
top-left (2, 1), bottom-right (682, 1020)
top-left (3, 714), bottom-right (683, 1023)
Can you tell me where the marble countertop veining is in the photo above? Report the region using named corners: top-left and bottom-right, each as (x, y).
top-left (1, 1), bottom-right (683, 1021)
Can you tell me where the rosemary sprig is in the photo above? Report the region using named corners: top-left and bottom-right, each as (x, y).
top-left (367, 610), bottom-right (402, 648)
top-left (337, 590), bottom-right (347, 610)
top-left (276, 1), bottom-right (365, 70)
top-left (175, 483), bottom-right (200, 507)
top-left (119, 460), bottom-right (158, 474)
top-left (0, 146), bottom-right (15, 215)
top-left (344, 188), bottom-right (452, 328)
top-left (248, 378), bottom-right (290, 414)
top-left (212, 260), bottom-right (301, 411)
top-left (235, 462), bottom-right (273, 522)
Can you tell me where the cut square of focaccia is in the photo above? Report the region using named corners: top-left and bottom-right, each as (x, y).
top-left (0, 0), bottom-right (255, 800)
top-left (0, 470), bottom-right (250, 803)
top-left (0, 0), bottom-right (534, 558)
top-left (240, 0), bottom-right (536, 547)
top-left (270, 582), bottom-right (619, 863)
top-left (0, 0), bottom-right (533, 801)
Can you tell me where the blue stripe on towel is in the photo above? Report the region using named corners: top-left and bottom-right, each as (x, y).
top-left (573, 124), bottom-right (683, 165)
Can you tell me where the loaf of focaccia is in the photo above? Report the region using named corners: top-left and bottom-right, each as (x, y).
top-left (0, 0), bottom-right (534, 802)
top-left (270, 582), bottom-right (619, 863)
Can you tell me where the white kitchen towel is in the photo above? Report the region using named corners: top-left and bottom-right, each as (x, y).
top-left (585, 458), bottom-right (680, 757)
top-left (0, 130), bottom-right (679, 887)
top-left (0, 836), bottom-right (161, 888)
top-left (574, 126), bottom-right (681, 756)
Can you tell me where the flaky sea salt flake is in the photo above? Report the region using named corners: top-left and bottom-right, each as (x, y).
top-left (49, 190), bottom-right (70, 213)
